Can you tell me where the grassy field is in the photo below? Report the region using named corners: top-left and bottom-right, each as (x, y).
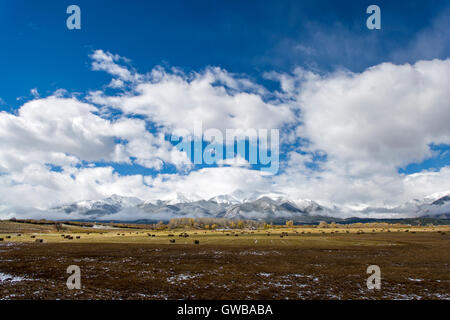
top-left (0, 221), bottom-right (449, 300)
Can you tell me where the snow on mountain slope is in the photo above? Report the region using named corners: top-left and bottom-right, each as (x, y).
top-left (357, 193), bottom-right (450, 217)
top-left (48, 191), bottom-right (450, 221)
top-left (52, 194), bottom-right (143, 217)
top-left (224, 196), bottom-right (307, 220)
top-left (423, 190), bottom-right (450, 203)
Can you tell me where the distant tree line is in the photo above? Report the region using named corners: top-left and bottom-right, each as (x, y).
top-left (166, 218), bottom-right (265, 230)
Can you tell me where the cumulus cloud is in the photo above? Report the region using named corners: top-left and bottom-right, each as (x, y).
top-left (144, 166), bottom-right (273, 202)
top-left (88, 63), bottom-right (295, 133)
top-left (295, 59), bottom-right (450, 176)
top-left (1, 50), bottom-right (450, 218)
top-left (0, 165), bottom-right (152, 212)
top-left (269, 59), bottom-right (450, 206)
top-left (217, 155), bottom-right (251, 168)
top-left (0, 96), bottom-right (180, 172)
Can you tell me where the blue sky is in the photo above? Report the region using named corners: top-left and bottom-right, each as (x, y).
top-left (0, 0), bottom-right (450, 211)
top-left (1, 0), bottom-right (448, 106)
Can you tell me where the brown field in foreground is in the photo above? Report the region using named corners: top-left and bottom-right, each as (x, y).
top-left (0, 221), bottom-right (449, 300)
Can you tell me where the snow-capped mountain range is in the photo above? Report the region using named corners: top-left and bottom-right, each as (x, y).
top-left (50, 190), bottom-right (450, 222)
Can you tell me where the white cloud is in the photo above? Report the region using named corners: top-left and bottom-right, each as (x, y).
top-left (0, 95), bottom-right (183, 173)
top-left (90, 50), bottom-right (138, 82)
top-left (88, 63), bottom-right (295, 133)
top-left (1, 51), bottom-right (450, 218)
top-left (30, 88), bottom-right (40, 98)
top-left (292, 59), bottom-right (450, 176)
top-left (270, 59), bottom-right (450, 206)
top-left (0, 165), bottom-right (152, 211)
top-left (217, 155), bottom-right (251, 167)
top-left (144, 166), bottom-right (272, 202)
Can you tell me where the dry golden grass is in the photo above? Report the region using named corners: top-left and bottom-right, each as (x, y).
top-left (1, 221), bottom-right (449, 300)
top-left (1, 223), bottom-right (448, 246)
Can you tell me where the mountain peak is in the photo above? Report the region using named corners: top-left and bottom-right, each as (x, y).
top-left (49, 191), bottom-right (450, 221)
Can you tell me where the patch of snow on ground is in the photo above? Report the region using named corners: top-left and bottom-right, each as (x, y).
top-left (408, 278), bottom-right (424, 282)
top-left (167, 273), bottom-right (199, 284)
top-left (0, 272), bottom-right (28, 282)
top-left (257, 272), bottom-right (272, 277)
